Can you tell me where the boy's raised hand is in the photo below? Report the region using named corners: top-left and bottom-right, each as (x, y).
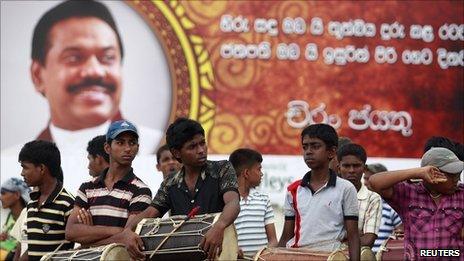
top-left (420, 166), bottom-right (447, 184)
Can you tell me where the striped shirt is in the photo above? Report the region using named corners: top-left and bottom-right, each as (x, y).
top-left (75, 168), bottom-right (152, 227)
top-left (234, 190), bottom-right (274, 258)
top-left (26, 182), bottom-right (74, 260)
top-left (357, 184), bottom-right (382, 235)
top-left (372, 200), bottom-right (402, 253)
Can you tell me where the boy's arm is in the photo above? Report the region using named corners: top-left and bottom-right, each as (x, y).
top-left (265, 223), bottom-right (278, 247)
top-left (278, 220), bottom-right (294, 247)
top-left (360, 233), bottom-right (376, 248)
top-left (264, 198), bottom-right (277, 247)
top-left (360, 195), bottom-right (382, 247)
top-left (65, 206), bottom-right (124, 245)
top-left (345, 219), bottom-right (360, 261)
top-left (369, 166), bottom-right (445, 199)
top-left (13, 244), bottom-right (21, 261)
top-left (279, 186), bottom-right (296, 247)
top-left (200, 190), bottom-right (240, 259)
top-left (119, 207), bottom-right (160, 260)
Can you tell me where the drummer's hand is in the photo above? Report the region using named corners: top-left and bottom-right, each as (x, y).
top-left (77, 208), bottom-right (93, 226)
top-left (122, 228), bottom-right (145, 260)
top-left (200, 223), bottom-right (224, 259)
top-left (237, 248), bottom-right (244, 259)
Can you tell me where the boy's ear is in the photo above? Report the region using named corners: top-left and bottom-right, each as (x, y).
top-left (242, 168), bottom-right (250, 179)
top-left (171, 149), bottom-right (182, 162)
top-left (104, 142), bottom-right (111, 154)
top-left (328, 146), bottom-right (337, 160)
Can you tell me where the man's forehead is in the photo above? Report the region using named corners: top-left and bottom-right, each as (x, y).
top-left (47, 17), bottom-right (119, 50)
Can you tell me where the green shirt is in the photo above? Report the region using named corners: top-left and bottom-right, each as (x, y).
top-left (0, 213), bottom-right (17, 251)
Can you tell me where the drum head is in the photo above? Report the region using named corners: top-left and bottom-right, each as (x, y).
top-left (101, 244), bottom-right (130, 261)
top-left (360, 246), bottom-right (376, 261)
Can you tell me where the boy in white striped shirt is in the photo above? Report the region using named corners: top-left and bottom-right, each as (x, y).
top-left (229, 148), bottom-right (277, 259)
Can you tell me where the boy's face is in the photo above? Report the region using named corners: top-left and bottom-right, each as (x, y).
top-left (247, 162), bottom-right (263, 188)
top-left (105, 132), bottom-right (139, 166)
top-left (157, 149), bottom-right (182, 179)
top-left (173, 134), bottom-right (207, 168)
top-left (20, 161), bottom-right (43, 187)
top-left (0, 190), bottom-right (20, 209)
top-left (87, 154), bottom-right (106, 177)
top-left (338, 155), bottom-right (365, 186)
top-left (302, 136), bottom-right (335, 170)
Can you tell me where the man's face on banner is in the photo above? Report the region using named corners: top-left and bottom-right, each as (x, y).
top-left (31, 17), bottom-right (122, 130)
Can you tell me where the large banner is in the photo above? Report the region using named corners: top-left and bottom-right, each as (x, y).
top-left (133, 0), bottom-right (461, 158)
top-left (1, 0), bottom-right (463, 206)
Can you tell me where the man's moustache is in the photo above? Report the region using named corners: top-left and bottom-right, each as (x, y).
top-left (68, 79), bottom-right (116, 93)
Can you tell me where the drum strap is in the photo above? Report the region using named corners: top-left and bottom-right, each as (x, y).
top-left (149, 206), bottom-right (201, 259)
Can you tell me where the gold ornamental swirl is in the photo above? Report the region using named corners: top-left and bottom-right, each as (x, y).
top-left (247, 115), bottom-right (275, 146)
top-left (210, 35), bottom-right (258, 90)
top-left (274, 109), bottom-right (300, 147)
top-left (181, 1), bottom-right (228, 25)
top-left (208, 113), bottom-right (245, 154)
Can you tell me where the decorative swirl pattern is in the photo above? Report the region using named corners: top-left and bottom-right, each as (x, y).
top-left (182, 1), bottom-right (228, 26)
top-left (248, 115), bottom-right (275, 146)
top-left (208, 114), bottom-right (245, 153)
top-left (210, 35), bottom-right (258, 90)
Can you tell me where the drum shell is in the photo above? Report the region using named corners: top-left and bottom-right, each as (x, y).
top-left (40, 243), bottom-right (130, 261)
top-left (136, 213), bottom-right (238, 261)
top-left (253, 247), bottom-right (349, 261)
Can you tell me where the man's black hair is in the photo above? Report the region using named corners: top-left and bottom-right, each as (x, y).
top-left (87, 135), bottom-right (109, 163)
top-left (31, 0), bottom-right (124, 65)
top-left (18, 140), bottom-right (63, 182)
top-left (301, 123), bottom-right (338, 149)
top-left (424, 136), bottom-right (464, 160)
top-left (337, 143), bottom-right (367, 163)
top-left (156, 144), bottom-right (170, 164)
top-left (229, 148), bottom-right (263, 176)
top-left (166, 118), bottom-right (205, 150)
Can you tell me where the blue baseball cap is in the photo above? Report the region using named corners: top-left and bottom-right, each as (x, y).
top-left (106, 120), bottom-right (139, 141)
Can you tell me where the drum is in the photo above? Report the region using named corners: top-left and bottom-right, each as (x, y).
top-left (253, 247), bottom-right (349, 261)
top-left (136, 213), bottom-right (238, 261)
top-left (40, 243), bottom-right (129, 261)
top-left (360, 246), bottom-right (376, 261)
top-left (375, 234), bottom-right (404, 260)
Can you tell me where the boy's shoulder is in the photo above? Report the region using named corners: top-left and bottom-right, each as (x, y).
top-left (287, 179), bottom-right (303, 193)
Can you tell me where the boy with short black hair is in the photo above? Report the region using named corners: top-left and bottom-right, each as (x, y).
top-left (229, 148), bottom-right (277, 258)
top-left (18, 140), bottom-right (74, 260)
top-left (156, 144), bottom-right (182, 180)
top-left (337, 143), bottom-right (382, 248)
top-left (86, 135), bottom-right (109, 177)
top-left (278, 124), bottom-right (360, 260)
top-left (66, 120), bottom-right (152, 246)
top-left (120, 118), bottom-right (240, 259)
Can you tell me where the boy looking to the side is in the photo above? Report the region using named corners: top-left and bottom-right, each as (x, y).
top-left (278, 124), bottom-right (360, 260)
top-left (229, 148), bottom-right (277, 258)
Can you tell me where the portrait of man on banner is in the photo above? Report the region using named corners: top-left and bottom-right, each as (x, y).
top-left (1, 0), bottom-right (172, 156)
